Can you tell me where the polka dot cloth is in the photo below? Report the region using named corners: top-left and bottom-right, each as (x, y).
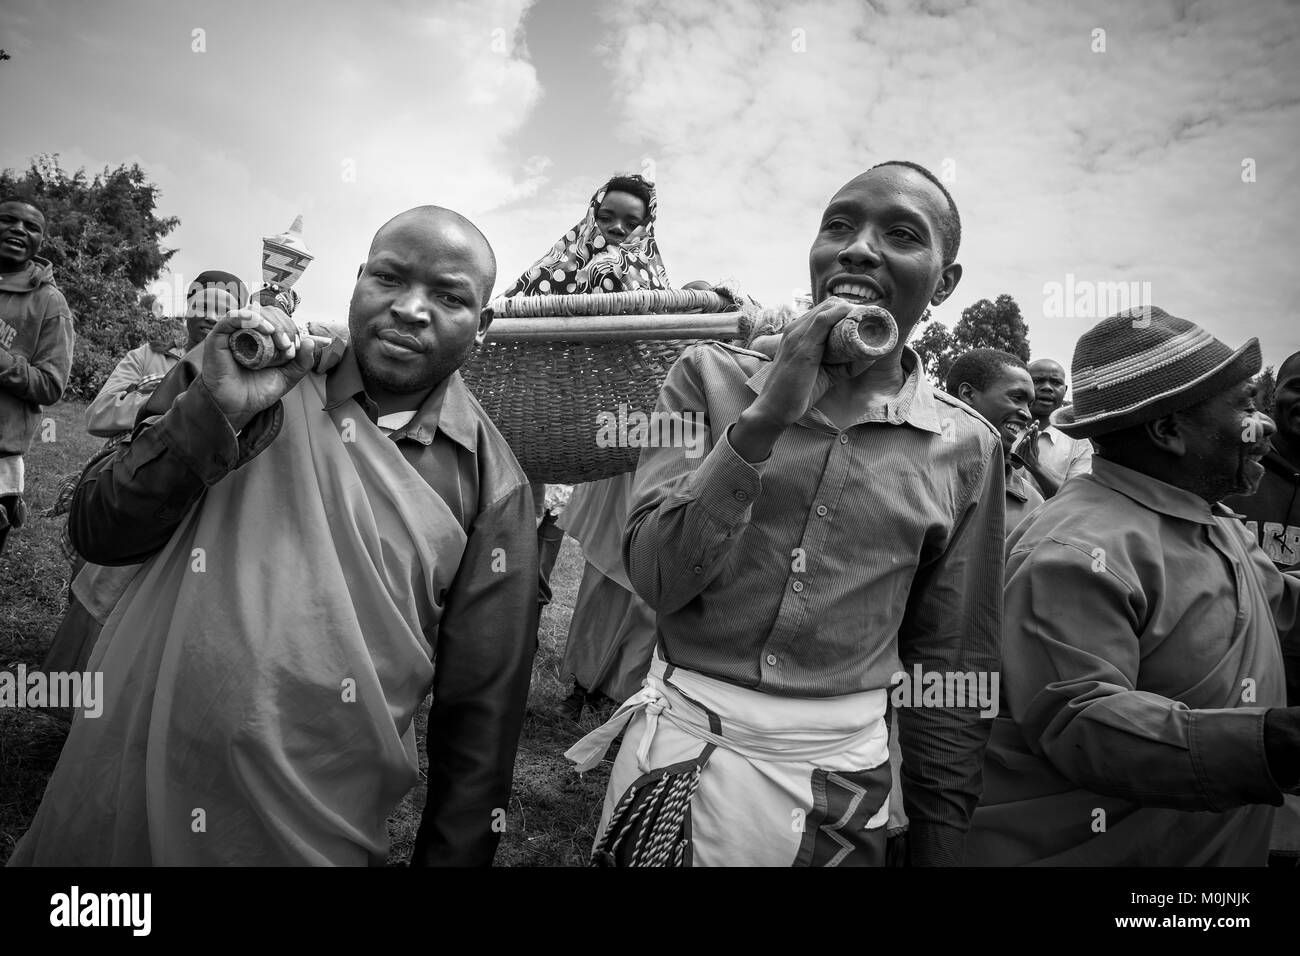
top-left (503, 174), bottom-right (671, 298)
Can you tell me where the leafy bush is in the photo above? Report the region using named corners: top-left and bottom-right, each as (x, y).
top-left (1, 154), bottom-right (179, 400)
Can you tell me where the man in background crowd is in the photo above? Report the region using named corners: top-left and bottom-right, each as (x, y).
top-left (0, 198), bottom-right (74, 557)
top-left (85, 271), bottom-right (247, 438)
top-left (43, 275), bottom-right (247, 675)
top-left (946, 348), bottom-right (1044, 534)
top-left (1225, 348), bottom-right (1300, 866)
top-left (1023, 357), bottom-right (1093, 497)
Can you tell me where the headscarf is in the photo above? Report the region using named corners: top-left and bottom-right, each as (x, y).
top-left (504, 175), bottom-right (670, 297)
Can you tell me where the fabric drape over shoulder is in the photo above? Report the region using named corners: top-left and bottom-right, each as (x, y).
top-left (11, 373), bottom-right (465, 865)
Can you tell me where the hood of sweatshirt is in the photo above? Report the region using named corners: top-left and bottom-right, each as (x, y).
top-left (0, 255), bottom-right (58, 294)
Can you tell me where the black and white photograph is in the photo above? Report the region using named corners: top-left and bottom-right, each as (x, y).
top-left (0, 0), bottom-right (1297, 932)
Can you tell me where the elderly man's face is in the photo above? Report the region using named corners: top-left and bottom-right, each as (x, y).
top-left (348, 214), bottom-right (493, 400)
top-left (1178, 379), bottom-right (1275, 500)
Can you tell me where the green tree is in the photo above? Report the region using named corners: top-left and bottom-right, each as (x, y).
top-left (913, 294), bottom-right (1031, 388)
top-left (0, 153), bottom-right (180, 399)
top-left (1255, 365), bottom-right (1277, 414)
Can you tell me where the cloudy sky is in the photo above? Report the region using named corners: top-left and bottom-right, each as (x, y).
top-left (2, 0), bottom-right (1297, 370)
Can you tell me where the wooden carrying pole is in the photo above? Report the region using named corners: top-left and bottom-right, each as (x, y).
top-left (484, 313), bottom-right (742, 342)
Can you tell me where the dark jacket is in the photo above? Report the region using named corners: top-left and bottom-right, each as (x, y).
top-left (1225, 446), bottom-right (1300, 705)
top-left (0, 256), bottom-right (75, 456)
top-left (1225, 449), bottom-right (1300, 570)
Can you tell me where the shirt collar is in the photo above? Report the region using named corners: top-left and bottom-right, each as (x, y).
top-left (1006, 465), bottom-right (1032, 502)
top-left (1088, 456), bottom-right (1218, 526)
top-left (323, 346), bottom-right (479, 452)
top-left (744, 346), bottom-right (941, 435)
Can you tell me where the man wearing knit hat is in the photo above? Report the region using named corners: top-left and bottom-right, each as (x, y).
top-left (966, 307), bottom-right (1300, 866)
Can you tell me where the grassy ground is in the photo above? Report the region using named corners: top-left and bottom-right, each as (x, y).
top-left (0, 400), bottom-right (608, 866)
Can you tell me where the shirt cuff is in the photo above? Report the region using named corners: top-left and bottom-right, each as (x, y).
top-left (689, 422), bottom-right (763, 527)
top-left (1189, 707), bottom-right (1283, 810)
top-left (908, 821), bottom-right (965, 867)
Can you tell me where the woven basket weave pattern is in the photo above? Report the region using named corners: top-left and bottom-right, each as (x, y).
top-left (462, 289), bottom-right (738, 484)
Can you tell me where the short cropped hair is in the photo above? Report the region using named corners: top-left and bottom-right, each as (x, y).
top-left (946, 348), bottom-right (1027, 397)
top-left (0, 196), bottom-right (45, 220)
top-left (869, 160), bottom-right (960, 266)
top-left (601, 174), bottom-right (654, 210)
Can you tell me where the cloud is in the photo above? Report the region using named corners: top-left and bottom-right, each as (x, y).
top-left (594, 0), bottom-right (1300, 367)
top-left (3, 0), bottom-right (548, 324)
top-left (5, 0), bottom-right (1296, 370)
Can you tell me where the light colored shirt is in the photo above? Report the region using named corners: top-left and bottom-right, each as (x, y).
top-left (968, 456), bottom-right (1300, 865)
top-left (85, 342), bottom-right (184, 438)
top-left (624, 342), bottom-right (1006, 865)
top-left (1035, 423), bottom-right (1092, 484)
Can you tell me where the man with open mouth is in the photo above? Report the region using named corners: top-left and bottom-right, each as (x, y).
top-left (1225, 348), bottom-right (1300, 867)
top-left (569, 161), bottom-right (1005, 867)
top-left (967, 308), bottom-right (1300, 866)
top-left (945, 348), bottom-right (1044, 535)
top-left (0, 198), bottom-right (75, 558)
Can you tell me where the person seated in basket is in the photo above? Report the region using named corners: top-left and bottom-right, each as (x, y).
top-left (567, 161), bottom-right (1005, 867)
top-left (504, 173), bottom-right (691, 720)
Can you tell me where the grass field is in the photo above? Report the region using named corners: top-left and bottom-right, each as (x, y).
top-left (0, 400), bottom-right (609, 866)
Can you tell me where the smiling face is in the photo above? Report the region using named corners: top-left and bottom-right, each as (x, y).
top-left (1028, 359), bottom-right (1068, 420)
top-left (184, 289), bottom-right (240, 348)
top-left (809, 166), bottom-right (961, 341)
top-left (960, 365), bottom-right (1036, 454)
top-left (1273, 353), bottom-right (1300, 444)
top-left (593, 190), bottom-right (647, 247)
top-left (348, 208), bottom-right (495, 408)
top-left (1177, 378), bottom-right (1276, 500)
top-left (0, 201), bottom-right (46, 272)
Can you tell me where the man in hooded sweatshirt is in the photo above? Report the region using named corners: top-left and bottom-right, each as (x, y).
top-left (0, 198), bottom-right (75, 556)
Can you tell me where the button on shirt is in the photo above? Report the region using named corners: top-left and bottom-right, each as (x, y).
top-left (624, 342), bottom-right (1006, 864)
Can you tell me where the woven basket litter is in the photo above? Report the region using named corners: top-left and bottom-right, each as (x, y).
top-left (460, 289), bottom-right (744, 484)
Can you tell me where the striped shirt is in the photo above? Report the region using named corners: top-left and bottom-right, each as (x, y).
top-left (624, 342), bottom-right (1005, 864)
